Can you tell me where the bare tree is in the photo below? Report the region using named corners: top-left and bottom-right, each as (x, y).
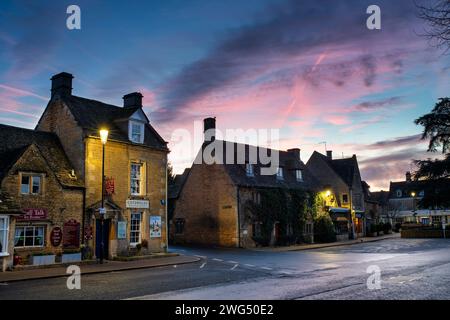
top-left (417, 0), bottom-right (450, 52)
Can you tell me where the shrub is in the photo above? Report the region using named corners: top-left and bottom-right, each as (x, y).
top-left (141, 239), bottom-right (149, 249)
top-left (382, 222), bottom-right (392, 233)
top-left (393, 223), bottom-right (402, 232)
top-left (314, 215), bottom-right (336, 243)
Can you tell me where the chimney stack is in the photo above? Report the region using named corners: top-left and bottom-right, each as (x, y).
top-left (287, 148), bottom-right (301, 161)
top-left (203, 117), bottom-right (216, 142)
top-left (406, 171), bottom-right (412, 182)
top-left (326, 150), bottom-right (332, 160)
top-left (123, 92), bottom-right (143, 108)
top-left (51, 72), bottom-right (73, 98)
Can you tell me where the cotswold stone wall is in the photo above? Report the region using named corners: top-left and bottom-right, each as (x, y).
top-left (171, 163), bottom-right (238, 247)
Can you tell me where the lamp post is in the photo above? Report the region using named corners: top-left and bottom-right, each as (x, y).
top-left (99, 129), bottom-right (108, 264)
top-left (411, 191), bottom-right (417, 224)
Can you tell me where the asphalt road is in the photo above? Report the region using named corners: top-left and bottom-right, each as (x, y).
top-left (1, 238), bottom-right (449, 300)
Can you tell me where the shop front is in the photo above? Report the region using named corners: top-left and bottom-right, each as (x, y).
top-left (329, 207), bottom-right (352, 241)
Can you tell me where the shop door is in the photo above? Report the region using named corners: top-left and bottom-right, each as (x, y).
top-left (95, 219), bottom-right (110, 259)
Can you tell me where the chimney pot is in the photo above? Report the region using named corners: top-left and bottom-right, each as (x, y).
top-left (123, 92), bottom-right (143, 108)
top-left (51, 72), bottom-right (73, 98)
top-left (326, 150), bottom-right (332, 159)
top-left (203, 117), bottom-right (216, 142)
top-left (287, 148), bottom-right (301, 161)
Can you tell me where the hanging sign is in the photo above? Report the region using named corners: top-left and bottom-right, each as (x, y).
top-left (105, 177), bottom-right (115, 195)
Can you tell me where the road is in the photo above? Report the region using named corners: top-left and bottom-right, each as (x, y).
top-left (1, 238), bottom-right (449, 300)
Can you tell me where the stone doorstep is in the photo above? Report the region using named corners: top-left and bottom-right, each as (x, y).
top-left (11, 252), bottom-right (179, 272)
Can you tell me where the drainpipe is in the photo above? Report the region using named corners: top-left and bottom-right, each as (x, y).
top-left (236, 186), bottom-right (241, 248)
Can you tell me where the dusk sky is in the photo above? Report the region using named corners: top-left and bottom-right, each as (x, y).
top-left (0, 0), bottom-right (449, 191)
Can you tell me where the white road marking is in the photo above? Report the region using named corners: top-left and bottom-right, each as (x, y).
top-left (227, 261), bottom-right (238, 264)
top-left (245, 264), bottom-right (255, 267)
top-left (195, 255), bottom-right (207, 259)
top-left (200, 263), bottom-right (206, 269)
top-left (231, 264), bottom-right (238, 270)
top-left (261, 267), bottom-right (273, 271)
top-left (212, 258), bottom-right (223, 262)
top-left (0, 283), bottom-right (8, 286)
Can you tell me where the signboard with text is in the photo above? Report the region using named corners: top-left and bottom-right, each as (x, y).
top-left (17, 208), bottom-right (48, 221)
top-left (50, 227), bottom-right (62, 247)
top-left (126, 199), bottom-right (149, 209)
top-left (117, 221), bottom-right (127, 239)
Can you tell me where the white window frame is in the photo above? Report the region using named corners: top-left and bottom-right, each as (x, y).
top-left (14, 225), bottom-right (45, 248)
top-left (296, 169), bottom-right (303, 181)
top-left (20, 174), bottom-right (42, 195)
top-left (129, 212), bottom-right (142, 246)
top-left (130, 163), bottom-right (144, 196)
top-left (0, 216), bottom-right (9, 256)
top-left (129, 121), bottom-right (145, 144)
top-left (276, 167), bottom-right (284, 180)
top-left (245, 163), bottom-right (254, 176)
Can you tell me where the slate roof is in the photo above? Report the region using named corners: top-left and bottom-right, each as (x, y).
top-left (369, 190), bottom-right (389, 204)
top-left (196, 140), bottom-right (319, 190)
top-left (309, 151), bottom-right (358, 188)
top-left (168, 168), bottom-right (191, 199)
top-left (58, 95), bottom-right (168, 150)
top-left (0, 124), bottom-right (84, 188)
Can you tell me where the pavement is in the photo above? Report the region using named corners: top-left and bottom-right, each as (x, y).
top-left (250, 233), bottom-right (400, 252)
top-left (0, 254), bottom-right (200, 283)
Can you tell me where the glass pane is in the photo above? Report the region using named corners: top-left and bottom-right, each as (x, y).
top-left (25, 227), bottom-right (34, 237)
top-left (32, 176), bottom-right (41, 193)
top-left (0, 217), bottom-right (4, 230)
top-left (0, 230), bottom-right (4, 252)
top-left (35, 227), bottom-right (44, 246)
top-left (25, 236), bottom-right (34, 246)
top-left (21, 176), bottom-right (30, 194)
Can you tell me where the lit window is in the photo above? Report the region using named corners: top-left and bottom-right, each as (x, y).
top-left (0, 216), bottom-right (9, 255)
top-left (129, 121), bottom-right (144, 143)
top-left (296, 170), bottom-right (303, 181)
top-left (342, 194), bottom-right (349, 204)
top-left (14, 226), bottom-right (45, 247)
top-left (21, 175), bottom-right (41, 195)
top-left (246, 163), bottom-right (254, 176)
top-left (130, 163), bottom-right (143, 195)
top-left (276, 167), bottom-right (283, 179)
top-left (129, 212), bottom-right (142, 245)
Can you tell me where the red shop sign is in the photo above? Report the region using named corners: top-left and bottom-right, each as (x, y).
top-left (18, 208), bottom-right (48, 221)
top-left (50, 227), bottom-right (62, 247)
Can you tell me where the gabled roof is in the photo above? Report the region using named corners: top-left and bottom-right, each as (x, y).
top-left (44, 95), bottom-right (168, 150)
top-left (369, 190), bottom-right (389, 204)
top-left (388, 179), bottom-right (441, 199)
top-left (0, 124), bottom-right (84, 188)
top-left (195, 140), bottom-right (319, 190)
top-left (168, 168), bottom-right (191, 199)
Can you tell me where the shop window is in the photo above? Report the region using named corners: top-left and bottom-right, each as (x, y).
top-left (129, 212), bottom-right (142, 245)
top-left (175, 219), bottom-right (185, 234)
top-left (0, 216), bottom-right (9, 255)
top-left (21, 175), bottom-right (41, 195)
top-left (304, 222), bottom-right (313, 235)
top-left (130, 163), bottom-right (143, 195)
top-left (14, 226), bottom-right (45, 247)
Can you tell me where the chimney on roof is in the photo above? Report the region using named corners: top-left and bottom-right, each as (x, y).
top-left (51, 72), bottom-right (73, 98)
top-left (406, 171), bottom-right (412, 182)
top-left (326, 150), bottom-right (332, 160)
top-left (123, 92), bottom-right (143, 108)
top-left (203, 117), bottom-right (216, 142)
top-left (287, 148), bottom-right (301, 161)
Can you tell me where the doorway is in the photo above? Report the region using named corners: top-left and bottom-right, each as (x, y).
top-left (95, 219), bottom-right (110, 260)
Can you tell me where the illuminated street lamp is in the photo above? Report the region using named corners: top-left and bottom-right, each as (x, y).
top-left (99, 129), bottom-right (108, 264)
top-left (411, 191), bottom-right (417, 224)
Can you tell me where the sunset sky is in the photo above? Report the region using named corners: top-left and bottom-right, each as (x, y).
top-left (0, 0), bottom-right (449, 191)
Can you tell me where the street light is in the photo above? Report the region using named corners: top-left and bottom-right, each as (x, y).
top-left (411, 191), bottom-right (417, 224)
top-left (99, 129), bottom-right (108, 264)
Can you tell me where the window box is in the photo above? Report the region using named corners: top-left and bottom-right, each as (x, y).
top-left (31, 254), bottom-right (55, 266)
top-left (62, 252), bottom-right (82, 263)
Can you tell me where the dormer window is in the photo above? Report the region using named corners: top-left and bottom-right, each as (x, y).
top-left (246, 163), bottom-right (254, 177)
top-left (296, 169), bottom-right (303, 181)
top-left (396, 190), bottom-right (402, 198)
top-left (129, 121), bottom-right (144, 144)
top-left (276, 167), bottom-right (284, 180)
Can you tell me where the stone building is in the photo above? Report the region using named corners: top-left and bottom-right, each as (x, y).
top-left (170, 117), bottom-right (318, 248)
top-left (0, 124), bottom-right (84, 270)
top-left (306, 150), bottom-right (366, 240)
top-left (35, 72), bottom-right (169, 259)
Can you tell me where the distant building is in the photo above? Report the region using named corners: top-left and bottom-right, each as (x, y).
top-left (387, 172), bottom-right (450, 225)
top-left (170, 117), bottom-right (319, 248)
top-left (0, 125), bottom-right (84, 271)
top-left (307, 150), bottom-right (366, 240)
top-left (35, 72), bottom-right (169, 258)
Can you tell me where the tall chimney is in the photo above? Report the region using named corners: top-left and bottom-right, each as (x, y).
top-left (51, 72), bottom-right (73, 98)
top-left (406, 171), bottom-right (412, 182)
top-left (326, 150), bottom-right (332, 160)
top-left (123, 92), bottom-right (143, 108)
top-left (203, 117), bottom-right (216, 142)
top-left (287, 148), bottom-right (301, 161)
